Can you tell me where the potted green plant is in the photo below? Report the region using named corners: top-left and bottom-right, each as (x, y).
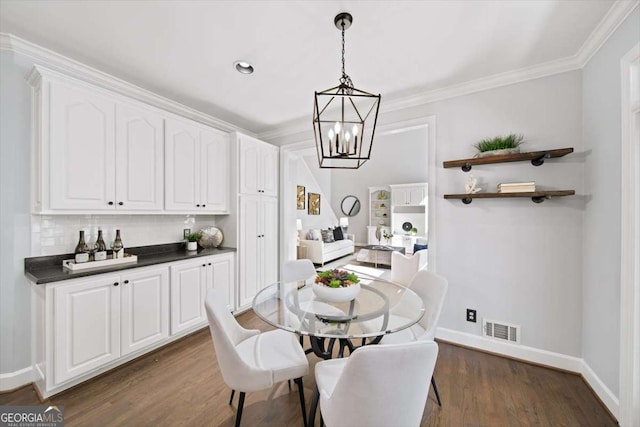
top-left (474, 133), bottom-right (524, 158)
top-left (410, 227), bottom-right (418, 235)
top-left (313, 269), bottom-right (361, 302)
top-left (382, 230), bottom-right (393, 245)
top-left (185, 231), bottom-right (202, 251)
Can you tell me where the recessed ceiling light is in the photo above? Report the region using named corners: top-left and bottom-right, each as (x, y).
top-left (234, 60), bottom-right (254, 74)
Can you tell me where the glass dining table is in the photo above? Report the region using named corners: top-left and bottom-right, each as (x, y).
top-left (252, 268), bottom-right (425, 359)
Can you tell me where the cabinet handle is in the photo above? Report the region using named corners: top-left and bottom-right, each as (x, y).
top-left (196, 204), bottom-right (200, 207)
top-left (108, 201), bottom-right (114, 206)
top-left (118, 201), bottom-right (123, 206)
top-left (202, 264), bottom-right (206, 267)
top-left (208, 263), bottom-right (212, 266)
top-left (202, 204), bottom-right (206, 207)
top-left (123, 280), bottom-right (129, 284)
top-left (113, 282), bottom-right (119, 286)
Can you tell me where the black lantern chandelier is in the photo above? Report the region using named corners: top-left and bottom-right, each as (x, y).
top-left (313, 12), bottom-right (381, 169)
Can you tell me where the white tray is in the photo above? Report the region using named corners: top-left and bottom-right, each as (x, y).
top-left (63, 254), bottom-right (138, 272)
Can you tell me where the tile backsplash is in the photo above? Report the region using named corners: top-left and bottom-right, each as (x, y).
top-left (31, 214), bottom-right (219, 256)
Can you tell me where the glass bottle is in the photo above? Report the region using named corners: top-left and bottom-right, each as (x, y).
top-left (74, 230), bottom-right (89, 263)
top-left (112, 229), bottom-right (124, 259)
top-left (94, 227), bottom-right (107, 261)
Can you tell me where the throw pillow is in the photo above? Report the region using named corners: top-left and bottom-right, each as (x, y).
top-left (333, 226), bottom-right (344, 241)
top-left (321, 228), bottom-right (335, 243)
top-left (307, 229), bottom-right (321, 241)
top-left (413, 243), bottom-right (428, 253)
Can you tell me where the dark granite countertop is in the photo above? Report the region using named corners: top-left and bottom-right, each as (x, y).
top-left (25, 243), bottom-right (236, 284)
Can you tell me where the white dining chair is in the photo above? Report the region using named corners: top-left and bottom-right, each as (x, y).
top-left (390, 250), bottom-right (428, 286)
top-left (310, 341), bottom-right (439, 427)
top-left (205, 289), bottom-right (309, 427)
top-left (380, 269), bottom-right (448, 406)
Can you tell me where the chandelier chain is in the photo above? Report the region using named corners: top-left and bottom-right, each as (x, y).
top-left (339, 19), bottom-right (353, 92)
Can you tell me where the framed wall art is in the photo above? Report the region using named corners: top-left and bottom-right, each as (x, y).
top-left (308, 193), bottom-right (321, 215)
top-left (297, 185), bottom-right (305, 210)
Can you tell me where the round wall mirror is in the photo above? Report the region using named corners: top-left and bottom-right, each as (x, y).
top-left (341, 195), bottom-right (361, 216)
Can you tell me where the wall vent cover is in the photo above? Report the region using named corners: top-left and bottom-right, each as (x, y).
top-left (483, 319), bottom-right (521, 343)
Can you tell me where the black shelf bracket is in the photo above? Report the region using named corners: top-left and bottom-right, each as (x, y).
top-left (461, 162), bottom-right (472, 172)
top-left (462, 197), bottom-right (473, 204)
top-left (531, 152), bottom-right (552, 167)
top-left (531, 195), bottom-right (549, 203)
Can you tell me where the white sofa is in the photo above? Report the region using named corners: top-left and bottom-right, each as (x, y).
top-left (299, 229), bottom-right (355, 266)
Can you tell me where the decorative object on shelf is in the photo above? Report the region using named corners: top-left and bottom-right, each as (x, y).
top-left (112, 229), bottom-right (125, 259)
top-left (297, 185), bottom-right (306, 210)
top-left (443, 147), bottom-right (574, 172)
top-left (402, 222), bottom-right (413, 232)
top-left (63, 253), bottom-right (138, 272)
top-left (382, 230), bottom-right (393, 245)
top-left (465, 174), bottom-right (482, 194)
top-left (94, 227), bottom-right (107, 261)
top-left (410, 227), bottom-right (418, 236)
top-left (74, 230), bottom-right (89, 263)
top-left (377, 191), bottom-right (389, 200)
top-left (473, 133), bottom-right (524, 158)
top-left (340, 195), bottom-right (361, 216)
top-left (497, 182), bottom-right (535, 193)
top-left (313, 269), bottom-right (361, 302)
top-left (312, 12), bottom-right (381, 169)
top-left (199, 226), bottom-right (224, 248)
top-left (185, 231), bottom-right (202, 251)
top-left (308, 193), bottom-right (321, 215)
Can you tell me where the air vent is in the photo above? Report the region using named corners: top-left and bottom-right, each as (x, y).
top-left (483, 319), bottom-right (520, 343)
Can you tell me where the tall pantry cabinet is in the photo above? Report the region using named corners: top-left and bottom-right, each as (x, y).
top-left (235, 134), bottom-right (279, 309)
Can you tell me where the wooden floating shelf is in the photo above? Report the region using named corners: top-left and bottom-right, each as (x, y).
top-left (444, 190), bottom-right (575, 204)
top-left (443, 147), bottom-right (574, 171)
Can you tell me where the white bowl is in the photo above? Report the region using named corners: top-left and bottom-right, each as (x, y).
top-left (312, 282), bottom-right (361, 303)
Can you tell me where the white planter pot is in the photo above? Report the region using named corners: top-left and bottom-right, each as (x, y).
top-left (186, 241), bottom-right (198, 251)
top-left (475, 147), bottom-right (521, 158)
top-left (312, 282), bottom-right (361, 303)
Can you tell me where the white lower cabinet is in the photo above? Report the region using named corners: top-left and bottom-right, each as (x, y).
top-left (34, 252), bottom-right (234, 398)
top-left (170, 253), bottom-right (235, 335)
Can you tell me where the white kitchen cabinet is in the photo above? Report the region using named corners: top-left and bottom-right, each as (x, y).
top-left (120, 266), bottom-right (169, 356)
top-left (53, 274), bottom-right (121, 385)
top-left (48, 81), bottom-right (116, 210)
top-left (238, 195), bottom-right (278, 308)
top-left (39, 76), bottom-right (164, 212)
top-left (238, 134), bottom-right (279, 197)
top-left (390, 183), bottom-right (427, 206)
top-left (115, 102), bottom-right (164, 210)
top-left (51, 265), bottom-right (170, 386)
top-left (170, 254), bottom-right (236, 334)
top-left (165, 117), bottom-right (230, 213)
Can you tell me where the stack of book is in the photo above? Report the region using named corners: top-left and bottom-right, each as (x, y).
top-left (497, 182), bottom-right (536, 193)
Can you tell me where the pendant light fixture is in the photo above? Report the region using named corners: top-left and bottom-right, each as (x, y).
top-left (313, 12), bottom-right (381, 169)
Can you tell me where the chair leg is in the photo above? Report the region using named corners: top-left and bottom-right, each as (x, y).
top-left (295, 377), bottom-right (308, 427)
top-left (235, 391), bottom-right (246, 427)
top-left (308, 387), bottom-right (319, 427)
top-left (431, 375), bottom-right (442, 407)
top-left (229, 389), bottom-right (235, 405)
top-left (288, 380), bottom-right (292, 391)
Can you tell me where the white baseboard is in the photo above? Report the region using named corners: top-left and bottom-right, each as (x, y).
top-left (581, 360), bottom-right (620, 420)
top-left (0, 366), bottom-right (33, 392)
top-left (436, 327), bottom-right (619, 420)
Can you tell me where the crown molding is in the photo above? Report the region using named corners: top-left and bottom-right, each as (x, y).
top-left (258, 0), bottom-right (639, 143)
top-left (0, 33), bottom-right (254, 135)
top-left (576, 0), bottom-right (639, 67)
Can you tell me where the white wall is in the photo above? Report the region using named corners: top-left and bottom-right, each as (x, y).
top-left (582, 7), bottom-right (640, 399)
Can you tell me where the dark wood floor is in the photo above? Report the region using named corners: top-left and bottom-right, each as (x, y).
top-left (1, 310), bottom-right (616, 426)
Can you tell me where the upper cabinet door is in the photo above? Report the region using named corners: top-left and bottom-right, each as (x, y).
top-left (165, 118), bottom-right (200, 211)
top-left (115, 103), bottom-right (164, 210)
top-left (49, 82), bottom-right (116, 210)
top-left (409, 186), bottom-right (426, 206)
top-left (239, 136), bottom-right (261, 195)
top-left (261, 144), bottom-right (279, 197)
top-left (200, 129), bottom-right (230, 213)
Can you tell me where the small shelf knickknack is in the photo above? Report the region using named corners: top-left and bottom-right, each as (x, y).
top-left (444, 190), bottom-right (575, 205)
top-left (443, 147), bottom-right (574, 172)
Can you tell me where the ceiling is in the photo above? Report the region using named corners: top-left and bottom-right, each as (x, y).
top-left (0, 1), bottom-right (616, 135)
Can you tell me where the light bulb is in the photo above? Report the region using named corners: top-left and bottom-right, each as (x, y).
top-left (328, 129), bottom-right (334, 140)
top-left (345, 131), bottom-right (351, 142)
top-left (334, 122), bottom-right (341, 133)
top-left (352, 124), bottom-right (359, 136)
